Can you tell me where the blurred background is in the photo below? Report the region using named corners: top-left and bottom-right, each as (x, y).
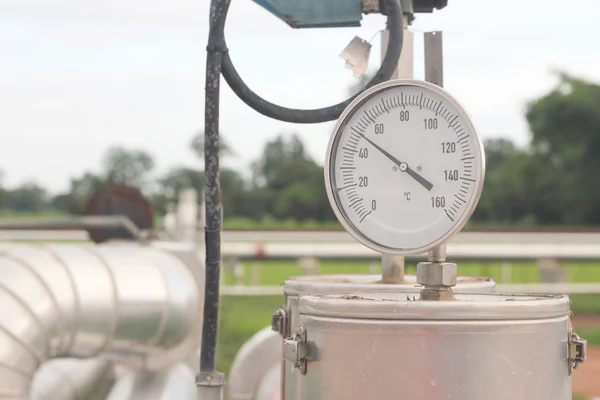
top-left (1, 0), bottom-right (600, 398)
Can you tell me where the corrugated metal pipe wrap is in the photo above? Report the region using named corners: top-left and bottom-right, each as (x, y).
top-left (30, 358), bottom-right (115, 400)
top-left (0, 242), bottom-right (203, 399)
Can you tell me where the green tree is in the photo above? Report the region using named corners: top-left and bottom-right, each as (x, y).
top-left (158, 167), bottom-right (205, 201)
top-left (250, 133), bottom-right (334, 221)
top-left (187, 132), bottom-right (246, 218)
top-left (6, 182), bottom-right (48, 212)
top-left (251, 133), bottom-right (308, 188)
top-left (525, 72), bottom-right (600, 224)
top-left (0, 171), bottom-right (6, 210)
top-left (54, 172), bottom-right (106, 214)
top-left (102, 146), bottom-right (155, 188)
top-left (473, 138), bottom-right (530, 223)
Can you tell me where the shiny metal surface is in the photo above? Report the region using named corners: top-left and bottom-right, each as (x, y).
top-left (0, 241), bottom-right (204, 399)
top-left (287, 292), bottom-right (572, 400)
top-left (30, 358), bottom-right (115, 400)
top-left (107, 363), bottom-right (195, 400)
top-left (227, 327), bottom-right (282, 400)
top-left (283, 273), bottom-right (494, 297)
top-left (284, 274), bottom-right (495, 335)
top-left (225, 274), bottom-right (494, 400)
top-left (279, 274), bottom-right (495, 398)
top-left (195, 372), bottom-right (226, 400)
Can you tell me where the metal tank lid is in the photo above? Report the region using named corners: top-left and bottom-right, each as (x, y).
top-left (298, 292), bottom-right (570, 321)
top-left (283, 274), bottom-right (495, 296)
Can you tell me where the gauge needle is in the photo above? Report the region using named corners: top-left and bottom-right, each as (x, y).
top-left (358, 133), bottom-right (433, 191)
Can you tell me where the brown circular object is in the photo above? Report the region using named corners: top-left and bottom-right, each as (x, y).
top-left (84, 184), bottom-right (154, 243)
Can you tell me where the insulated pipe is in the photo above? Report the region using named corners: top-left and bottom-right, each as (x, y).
top-left (227, 328), bottom-right (282, 400)
top-left (106, 362), bottom-right (195, 400)
top-left (0, 242), bottom-right (204, 399)
top-left (30, 358), bottom-right (115, 400)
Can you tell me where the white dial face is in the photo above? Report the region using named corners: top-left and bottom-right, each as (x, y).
top-left (325, 80), bottom-right (485, 255)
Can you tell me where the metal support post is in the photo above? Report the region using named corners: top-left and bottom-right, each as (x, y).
top-left (424, 31), bottom-right (443, 87)
top-left (381, 254), bottom-right (405, 283)
top-left (197, 0), bottom-right (229, 398)
top-left (379, 11), bottom-right (413, 283)
top-left (196, 372), bottom-right (226, 400)
top-left (380, 14), bottom-right (414, 80)
top-left (417, 30), bottom-right (456, 300)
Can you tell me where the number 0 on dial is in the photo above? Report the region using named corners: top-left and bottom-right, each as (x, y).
top-left (324, 79), bottom-right (486, 255)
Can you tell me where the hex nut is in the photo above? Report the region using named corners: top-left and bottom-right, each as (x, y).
top-left (416, 262), bottom-right (457, 287)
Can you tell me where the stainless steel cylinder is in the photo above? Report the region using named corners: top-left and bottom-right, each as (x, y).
top-left (285, 292), bottom-right (577, 400)
top-left (228, 274), bottom-right (494, 400)
top-left (280, 274), bottom-right (495, 340)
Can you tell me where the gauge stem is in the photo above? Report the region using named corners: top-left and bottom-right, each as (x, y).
top-left (381, 254), bottom-right (405, 283)
top-left (419, 244), bottom-right (456, 301)
top-left (428, 244), bottom-right (447, 263)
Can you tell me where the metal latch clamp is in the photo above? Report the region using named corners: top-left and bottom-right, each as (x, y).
top-left (271, 308), bottom-right (289, 337)
top-left (568, 332), bottom-right (587, 375)
top-left (283, 324), bottom-right (309, 375)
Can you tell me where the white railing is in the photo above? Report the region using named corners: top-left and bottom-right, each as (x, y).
top-left (220, 283), bottom-right (600, 296)
top-left (221, 242), bottom-right (600, 261)
top-left (3, 229), bottom-right (600, 244)
top-left (3, 230), bottom-right (600, 262)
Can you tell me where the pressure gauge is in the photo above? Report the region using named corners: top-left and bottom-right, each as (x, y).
top-left (324, 79), bottom-right (485, 255)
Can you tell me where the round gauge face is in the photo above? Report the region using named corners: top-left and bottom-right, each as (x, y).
top-left (324, 79), bottom-right (485, 255)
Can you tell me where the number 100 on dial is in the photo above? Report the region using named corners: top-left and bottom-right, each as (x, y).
top-left (324, 79), bottom-right (485, 255)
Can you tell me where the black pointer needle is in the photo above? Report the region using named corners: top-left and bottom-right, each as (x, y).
top-left (358, 133), bottom-right (434, 191)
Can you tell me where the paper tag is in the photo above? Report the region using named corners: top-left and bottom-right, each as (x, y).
top-left (339, 36), bottom-right (372, 78)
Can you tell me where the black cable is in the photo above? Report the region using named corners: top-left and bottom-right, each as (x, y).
top-left (219, 0), bottom-right (404, 124)
top-left (200, 0), bottom-right (230, 374)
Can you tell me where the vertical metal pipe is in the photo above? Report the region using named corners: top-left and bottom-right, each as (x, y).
top-left (198, 1), bottom-right (229, 397)
top-left (424, 31), bottom-right (443, 87)
top-left (381, 254), bottom-right (405, 283)
top-left (379, 12), bottom-right (413, 283)
top-left (201, 44), bottom-right (223, 375)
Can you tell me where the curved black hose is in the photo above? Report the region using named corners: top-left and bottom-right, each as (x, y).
top-left (199, 0), bottom-right (404, 377)
top-left (219, 0), bottom-right (404, 124)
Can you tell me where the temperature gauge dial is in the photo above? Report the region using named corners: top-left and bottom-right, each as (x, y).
top-left (324, 79), bottom-right (485, 255)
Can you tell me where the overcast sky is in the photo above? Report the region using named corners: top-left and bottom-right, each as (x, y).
top-left (1, 0), bottom-right (599, 193)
